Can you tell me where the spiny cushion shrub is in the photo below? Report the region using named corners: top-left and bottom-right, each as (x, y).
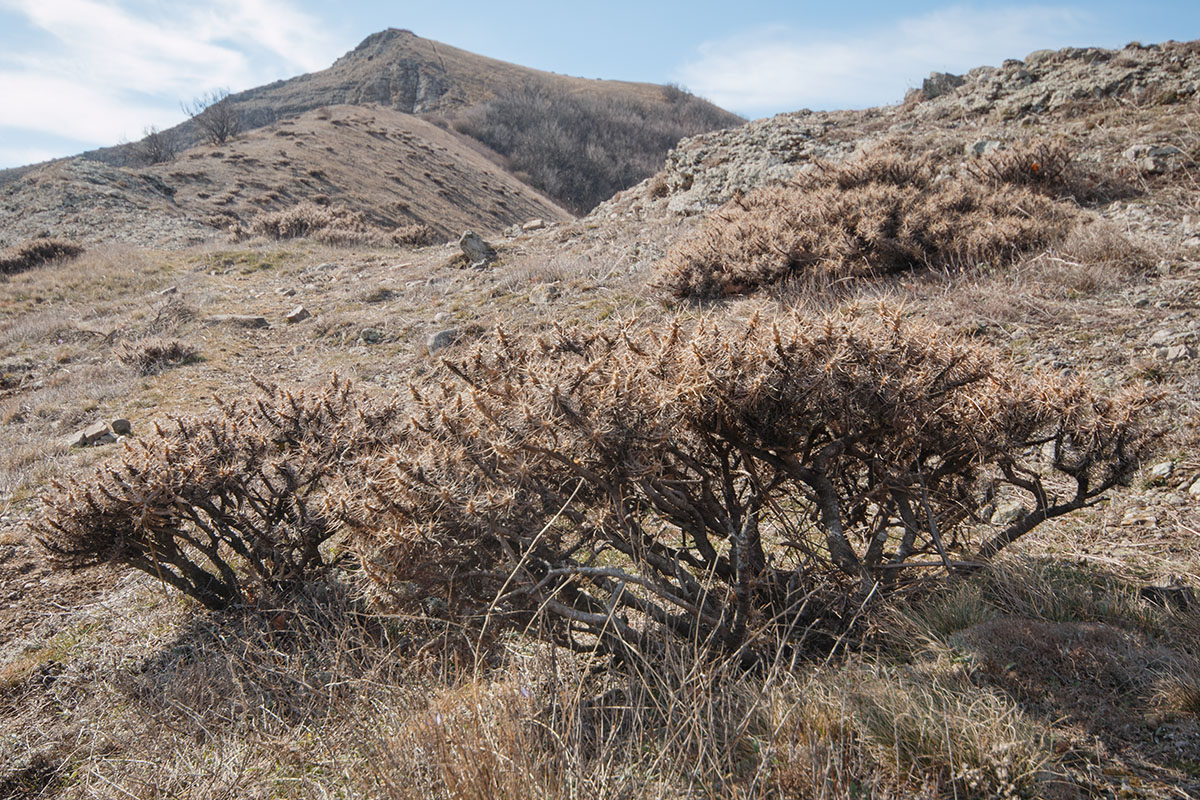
top-left (0, 238), bottom-right (84, 275)
top-left (336, 308), bottom-right (1153, 662)
top-left (36, 377), bottom-right (403, 610)
top-left (655, 150), bottom-right (1077, 299)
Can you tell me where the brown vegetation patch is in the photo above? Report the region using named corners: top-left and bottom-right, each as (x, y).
top-left (0, 239), bottom-right (84, 276)
top-left (656, 150), bottom-right (1079, 299)
top-left (116, 338), bottom-right (201, 375)
top-left (246, 201), bottom-right (437, 247)
top-left (337, 307), bottom-right (1154, 662)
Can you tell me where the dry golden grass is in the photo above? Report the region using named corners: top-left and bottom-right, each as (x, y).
top-left (246, 201), bottom-right (437, 247)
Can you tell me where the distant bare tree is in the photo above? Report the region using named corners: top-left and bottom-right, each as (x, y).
top-left (182, 88), bottom-right (242, 145)
top-left (134, 125), bottom-right (178, 164)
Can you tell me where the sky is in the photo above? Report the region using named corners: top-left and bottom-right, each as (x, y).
top-left (1, 0), bottom-right (1198, 170)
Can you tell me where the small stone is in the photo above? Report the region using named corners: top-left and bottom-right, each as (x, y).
top-left (111, 418), bottom-right (132, 436)
top-left (459, 231), bottom-right (497, 268)
top-left (1165, 344), bottom-right (1194, 362)
top-left (529, 283), bottom-right (560, 305)
top-left (1148, 461), bottom-right (1175, 482)
top-left (275, 287), bottom-right (296, 297)
top-left (359, 328), bottom-right (383, 344)
top-left (206, 314), bottom-right (270, 329)
top-left (92, 432), bottom-right (118, 445)
top-left (1166, 493), bottom-right (1187, 506)
top-left (158, 285), bottom-right (178, 296)
top-left (433, 311), bottom-right (452, 324)
top-left (1147, 329), bottom-right (1176, 347)
top-left (426, 328), bottom-right (459, 352)
top-left (285, 305), bottom-right (310, 324)
top-left (82, 420), bottom-right (110, 444)
top-left (522, 218), bottom-right (545, 231)
top-left (966, 139), bottom-right (1003, 157)
top-left (990, 499), bottom-right (1026, 526)
top-left (1121, 508), bottom-right (1157, 526)
top-left (1188, 478), bottom-right (1200, 498)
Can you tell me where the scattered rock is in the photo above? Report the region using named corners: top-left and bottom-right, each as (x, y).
top-left (990, 499), bottom-right (1026, 526)
top-left (1188, 478), bottom-right (1200, 498)
top-left (206, 314), bottom-right (270, 329)
top-left (966, 139), bottom-right (1003, 156)
top-left (275, 287), bottom-right (296, 297)
top-left (285, 305), bottom-right (311, 324)
top-left (922, 71), bottom-right (966, 99)
top-left (1167, 344), bottom-right (1194, 362)
top-left (111, 418), bottom-right (132, 436)
top-left (522, 218), bottom-right (546, 231)
top-left (157, 285), bottom-right (178, 296)
top-left (1121, 508), bottom-right (1157, 526)
top-left (529, 283), bottom-right (560, 305)
top-left (459, 231), bottom-right (497, 268)
top-left (433, 311), bottom-right (452, 324)
top-left (1122, 144), bottom-right (1185, 174)
top-left (1148, 461), bottom-right (1175, 482)
top-left (70, 420), bottom-right (115, 447)
top-left (359, 328), bottom-right (383, 344)
top-left (426, 328), bottom-right (459, 352)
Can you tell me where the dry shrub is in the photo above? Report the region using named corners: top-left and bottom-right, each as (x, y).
top-left (337, 308), bottom-right (1154, 663)
top-left (116, 338), bottom-right (201, 375)
top-left (965, 138), bottom-right (1074, 193)
top-left (657, 151), bottom-right (1075, 299)
top-left (0, 239), bottom-right (84, 276)
top-left (250, 201), bottom-right (375, 244)
top-left (249, 202), bottom-right (432, 247)
top-left (35, 377), bottom-right (403, 609)
top-left (392, 223), bottom-right (437, 247)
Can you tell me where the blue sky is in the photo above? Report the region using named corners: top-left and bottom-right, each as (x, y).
top-left (1, 0), bottom-right (1198, 169)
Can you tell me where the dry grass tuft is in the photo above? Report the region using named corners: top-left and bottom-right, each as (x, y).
top-left (116, 338), bottom-right (201, 375)
top-left (248, 202), bottom-right (436, 247)
top-left (0, 239), bottom-right (84, 276)
top-left (656, 150), bottom-right (1077, 299)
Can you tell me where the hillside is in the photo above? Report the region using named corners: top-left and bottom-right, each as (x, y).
top-left (0, 105), bottom-right (571, 248)
top-left (1, 38), bottom-right (1199, 800)
top-left (0, 29), bottom-right (742, 225)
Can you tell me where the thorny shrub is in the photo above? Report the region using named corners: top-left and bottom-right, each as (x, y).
top-left (0, 239), bottom-right (84, 276)
top-left (36, 377), bottom-right (403, 610)
top-left (656, 150), bottom-right (1078, 299)
top-left (964, 138), bottom-right (1074, 193)
top-left (336, 308), bottom-right (1154, 663)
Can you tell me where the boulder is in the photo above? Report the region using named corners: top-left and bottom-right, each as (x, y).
top-left (111, 418), bottom-right (132, 436)
top-left (285, 305), bottom-right (311, 324)
top-left (459, 231), bottom-right (497, 268)
top-left (427, 328), bottom-right (459, 352)
top-left (922, 71), bottom-right (966, 99)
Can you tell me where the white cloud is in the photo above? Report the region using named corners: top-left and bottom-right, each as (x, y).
top-left (0, 0), bottom-right (342, 166)
top-left (674, 5), bottom-right (1095, 116)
